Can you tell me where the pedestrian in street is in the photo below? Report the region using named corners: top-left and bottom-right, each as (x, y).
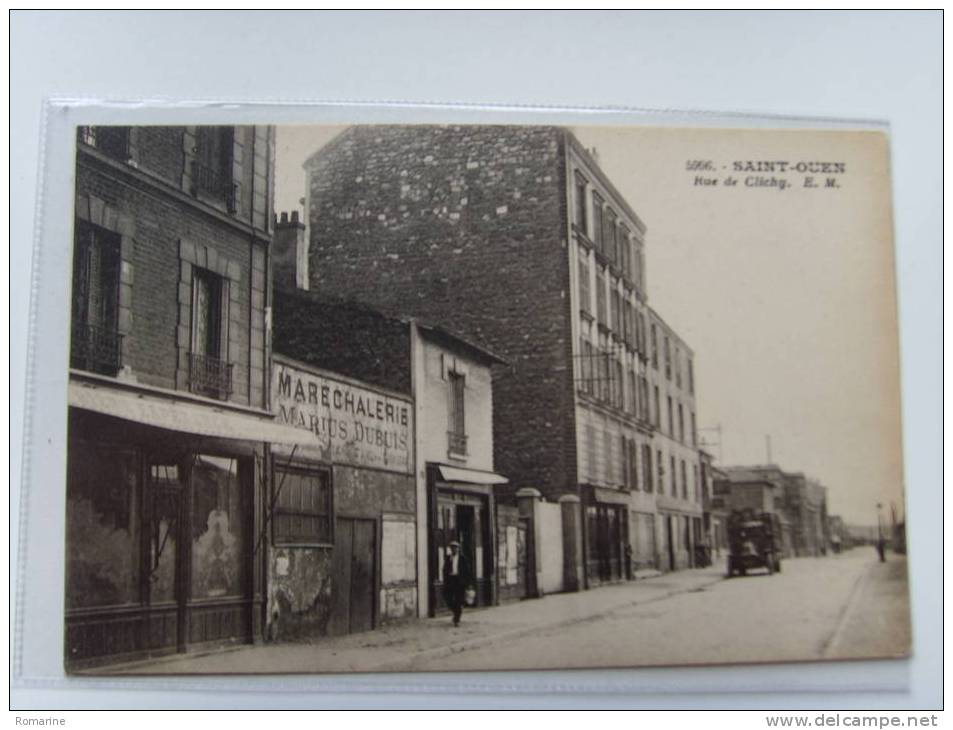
top-left (876, 536), bottom-right (887, 562)
top-left (442, 540), bottom-right (472, 627)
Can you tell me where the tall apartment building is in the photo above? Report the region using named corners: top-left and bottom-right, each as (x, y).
top-left (64, 124), bottom-right (296, 668)
top-left (647, 308), bottom-right (704, 571)
top-left (301, 125), bottom-right (701, 586)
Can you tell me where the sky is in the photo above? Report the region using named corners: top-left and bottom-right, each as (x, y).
top-left (274, 125), bottom-right (904, 526)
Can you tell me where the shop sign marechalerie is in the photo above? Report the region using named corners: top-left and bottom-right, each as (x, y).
top-left (272, 360), bottom-right (413, 474)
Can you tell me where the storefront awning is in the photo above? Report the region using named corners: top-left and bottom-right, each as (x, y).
top-left (68, 379), bottom-right (315, 446)
top-left (437, 464), bottom-right (509, 485)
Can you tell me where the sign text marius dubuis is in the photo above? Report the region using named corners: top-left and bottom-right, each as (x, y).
top-left (272, 360), bottom-right (413, 474)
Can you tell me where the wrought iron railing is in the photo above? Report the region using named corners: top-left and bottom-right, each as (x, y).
top-left (71, 321), bottom-right (123, 375)
top-left (191, 159), bottom-right (240, 213)
top-left (189, 352), bottom-right (233, 400)
top-left (77, 126), bottom-right (131, 161)
top-left (447, 431), bottom-right (468, 456)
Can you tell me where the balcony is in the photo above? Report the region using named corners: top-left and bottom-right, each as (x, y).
top-left (77, 126), bottom-right (131, 162)
top-left (71, 321), bottom-right (123, 376)
top-left (191, 159), bottom-right (239, 213)
top-left (189, 352), bottom-right (233, 400)
top-left (447, 431), bottom-right (468, 457)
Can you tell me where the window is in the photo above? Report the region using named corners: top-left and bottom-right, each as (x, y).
top-left (619, 225), bottom-right (631, 278)
top-left (193, 126), bottom-right (237, 212)
top-left (688, 358), bottom-right (695, 394)
top-left (654, 386), bottom-right (661, 427)
top-left (604, 429), bottom-right (613, 484)
top-left (591, 192), bottom-right (605, 250)
top-left (610, 289), bottom-right (621, 334)
top-left (632, 242), bottom-right (641, 288)
top-left (190, 268), bottom-right (232, 399)
top-left (650, 325), bottom-right (658, 369)
top-left (628, 371), bottom-right (638, 414)
top-left (574, 173), bottom-right (588, 233)
top-left (667, 396), bottom-right (674, 436)
top-left (448, 371), bottom-right (467, 456)
top-left (670, 455), bottom-right (677, 497)
top-left (596, 270), bottom-right (607, 327)
top-left (578, 254), bottom-right (591, 315)
top-left (664, 337), bottom-right (672, 380)
top-left (694, 465), bottom-right (701, 502)
top-left (642, 444), bottom-right (653, 492)
top-left (77, 125), bottom-right (130, 161)
top-left (691, 411), bottom-right (697, 446)
top-left (678, 403), bottom-right (685, 443)
top-left (605, 209), bottom-right (618, 263)
top-left (621, 435), bottom-right (630, 489)
top-left (681, 460), bottom-right (688, 499)
top-left (71, 221), bottom-right (122, 375)
top-left (628, 439), bottom-right (639, 490)
top-left (657, 449), bottom-right (665, 490)
top-left (640, 377), bottom-right (650, 421)
top-left (583, 339), bottom-right (594, 395)
top-left (614, 360), bottom-right (625, 409)
top-left (586, 425), bottom-right (597, 481)
top-left (273, 466), bottom-right (332, 545)
top-left (675, 348), bottom-right (682, 388)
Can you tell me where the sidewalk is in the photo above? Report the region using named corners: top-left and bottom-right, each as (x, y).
top-left (107, 561), bottom-right (727, 675)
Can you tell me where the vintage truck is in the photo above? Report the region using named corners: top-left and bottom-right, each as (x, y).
top-left (726, 509), bottom-right (782, 577)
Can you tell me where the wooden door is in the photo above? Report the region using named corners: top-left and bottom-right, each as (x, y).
top-left (329, 517), bottom-right (377, 636)
top-left (349, 519), bottom-right (376, 633)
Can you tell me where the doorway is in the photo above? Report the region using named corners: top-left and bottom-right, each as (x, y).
top-left (329, 517), bottom-right (377, 636)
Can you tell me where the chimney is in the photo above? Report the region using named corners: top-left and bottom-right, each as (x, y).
top-left (273, 210), bottom-right (308, 291)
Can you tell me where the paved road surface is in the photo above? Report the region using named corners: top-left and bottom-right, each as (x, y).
top-left (404, 549), bottom-right (909, 672)
top-left (109, 548), bottom-right (908, 675)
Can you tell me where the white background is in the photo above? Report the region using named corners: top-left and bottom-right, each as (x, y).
top-left (9, 10), bottom-right (941, 710)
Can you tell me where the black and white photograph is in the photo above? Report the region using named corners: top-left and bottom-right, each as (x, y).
top-left (61, 122), bottom-right (910, 675)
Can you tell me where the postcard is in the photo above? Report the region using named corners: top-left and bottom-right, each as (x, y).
top-left (58, 122), bottom-right (908, 674)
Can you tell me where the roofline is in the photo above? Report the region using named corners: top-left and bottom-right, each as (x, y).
top-left (302, 127), bottom-right (357, 170)
top-left (647, 305), bottom-right (695, 355)
top-left (563, 129), bottom-right (647, 236)
top-left (413, 319), bottom-right (508, 366)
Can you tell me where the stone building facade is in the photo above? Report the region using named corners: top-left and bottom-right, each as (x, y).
top-left (299, 125), bottom-right (705, 587)
top-left (65, 124), bottom-right (298, 669)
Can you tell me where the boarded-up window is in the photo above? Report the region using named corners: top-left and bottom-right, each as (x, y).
top-left (273, 466), bottom-right (332, 545)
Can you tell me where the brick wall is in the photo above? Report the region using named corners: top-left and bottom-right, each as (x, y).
top-left (73, 126), bottom-right (273, 409)
top-left (305, 125), bottom-right (578, 500)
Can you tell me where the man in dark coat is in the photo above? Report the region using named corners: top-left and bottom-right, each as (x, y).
top-left (442, 540), bottom-right (472, 627)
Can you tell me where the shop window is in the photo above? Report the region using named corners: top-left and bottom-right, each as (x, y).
top-left (273, 465), bottom-right (332, 546)
top-left (77, 125), bottom-right (131, 161)
top-left (71, 221), bottom-right (122, 376)
top-left (66, 442), bottom-right (140, 609)
top-left (190, 267), bottom-right (232, 400)
top-left (146, 462), bottom-right (180, 604)
top-left (447, 371), bottom-right (467, 456)
top-left (192, 126), bottom-right (238, 212)
top-left (192, 455), bottom-right (247, 598)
